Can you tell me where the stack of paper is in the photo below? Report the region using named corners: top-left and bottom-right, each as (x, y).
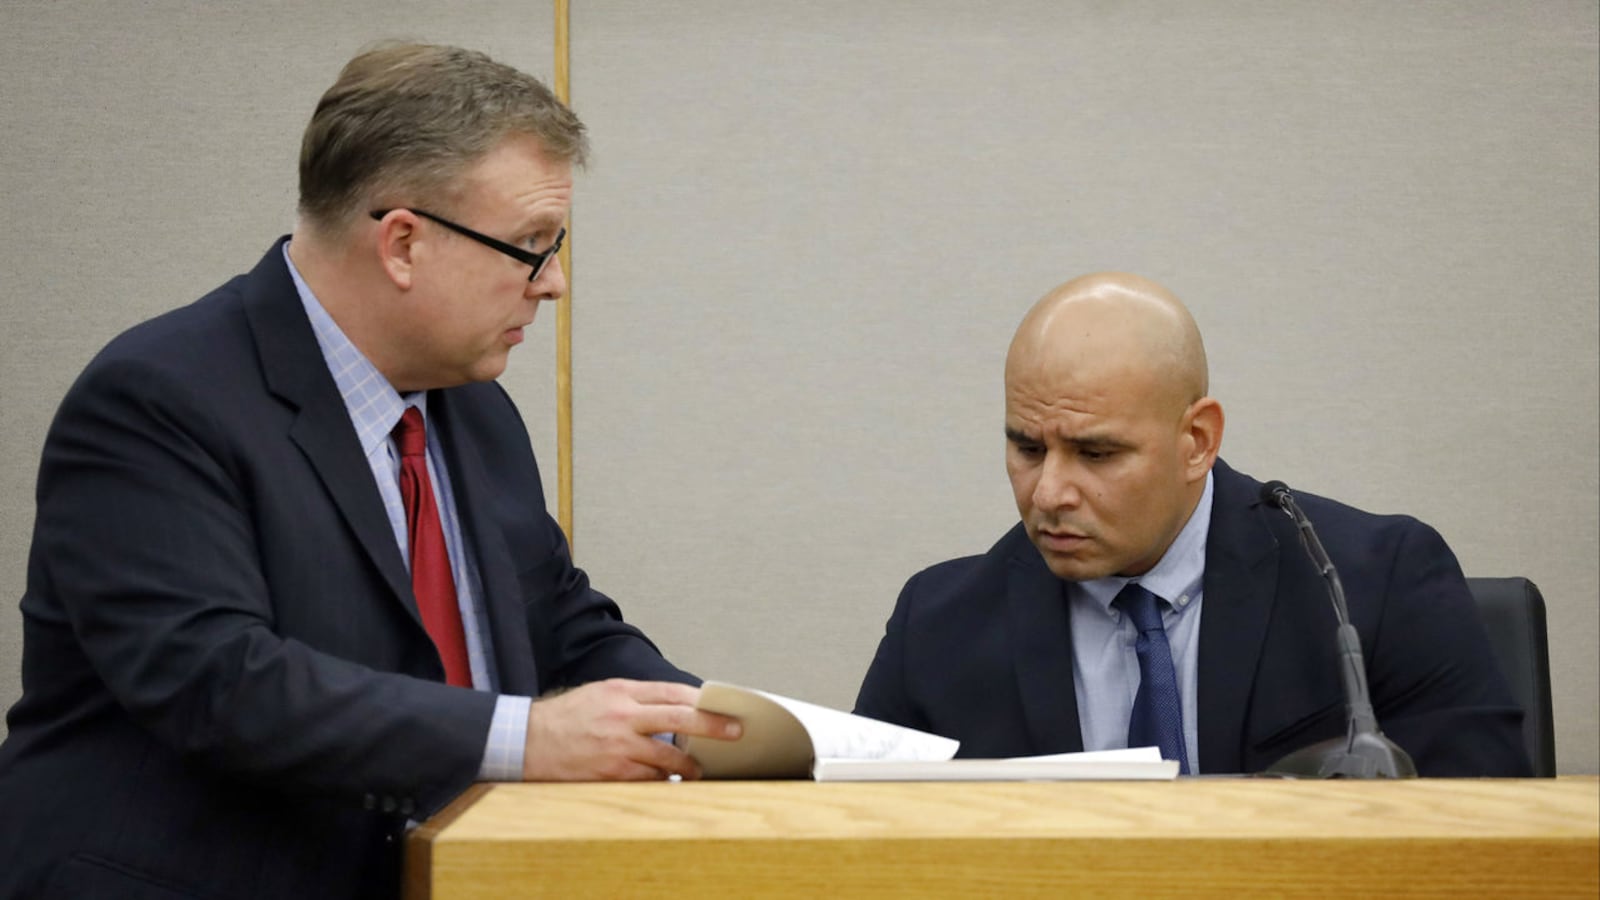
top-left (680, 681), bottom-right (1179, 781)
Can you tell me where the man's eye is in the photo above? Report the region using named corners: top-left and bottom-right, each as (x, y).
top-left (1080, 447), bottom-right (1116, 462)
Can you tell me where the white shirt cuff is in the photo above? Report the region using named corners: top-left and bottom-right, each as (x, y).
top-left (478, 694), bottom-right (532, 781)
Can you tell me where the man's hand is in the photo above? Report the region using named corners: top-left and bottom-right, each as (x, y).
top-left (522, 679), bottom-right (742, 781)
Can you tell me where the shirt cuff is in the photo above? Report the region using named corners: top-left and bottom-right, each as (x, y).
top-left (478, 694), bottom-right (532, 781)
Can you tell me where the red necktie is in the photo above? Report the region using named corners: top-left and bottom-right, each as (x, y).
top-left (393, 408), bottom-right (472, 687)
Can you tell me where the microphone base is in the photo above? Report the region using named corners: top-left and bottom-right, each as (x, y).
top-left (1266, 731), bottom-right (1418, 779)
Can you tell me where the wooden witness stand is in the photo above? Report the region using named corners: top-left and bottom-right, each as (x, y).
top-left (404, 777), bottom-right (1600, 898)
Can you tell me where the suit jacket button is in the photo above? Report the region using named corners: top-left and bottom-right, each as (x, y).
top-left (400, 798), bottom-right (416, 817)
top-left (363, 793), bottom-right (377, 811)
top-left (382, 796), bottom-right (398, 813)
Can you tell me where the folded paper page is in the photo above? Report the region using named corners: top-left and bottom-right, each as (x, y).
top-left (681, 681), bottom-right (959, 779)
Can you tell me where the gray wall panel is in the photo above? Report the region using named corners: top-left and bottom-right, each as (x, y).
top-left (2, 1), bottom-right (1596, 773)
top-left (568, 1), bottom-right (1598, 771)
top-left (0, 0), bottom-right (559, 735)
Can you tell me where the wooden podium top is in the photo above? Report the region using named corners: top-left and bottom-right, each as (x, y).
top-left (406, 777), bottom-right (1599, 899)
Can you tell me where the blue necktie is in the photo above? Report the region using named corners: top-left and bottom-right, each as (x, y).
top-left (1116, 582), bottom-right (1191, 774)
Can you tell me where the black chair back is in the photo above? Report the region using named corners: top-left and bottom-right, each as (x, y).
top-left (1465, 577), bottom-right (1557, 776)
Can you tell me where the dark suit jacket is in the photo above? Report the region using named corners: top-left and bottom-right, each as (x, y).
top-left (854, 459), bottom-right (1531, 777)
top-left (0, 240), bottom-right (694, 900)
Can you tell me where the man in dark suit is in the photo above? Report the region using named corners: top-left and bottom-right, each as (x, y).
top-left (0, 43), bottom-right (739, 899)
top-left (855, 272), bottom-right (1530, 777)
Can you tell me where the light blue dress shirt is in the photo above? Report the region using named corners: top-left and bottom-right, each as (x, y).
top-left (1067, 472), bottom-right (1213, 771)
top-left (284, 244), bottom-right (530, 781)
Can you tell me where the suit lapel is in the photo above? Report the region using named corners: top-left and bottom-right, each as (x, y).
top-left (429, 390), bottom-right (541, 697)
top-left (242, 239), bottom-right (415, 615)
top-left (1196, 461), bottom-right (1280, 773)
top-left (1007, 541), bottom-right (1084, 754)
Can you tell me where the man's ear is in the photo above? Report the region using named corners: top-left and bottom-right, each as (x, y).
top-left (1180, 397), bottom-right (1224, 481)
top-left (373, 210), bottom-right (420, 290)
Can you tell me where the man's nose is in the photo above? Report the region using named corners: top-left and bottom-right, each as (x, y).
top-left (1032, 453), bottom-right (1081, 512)
top-left (528, 252), bottom-right (566, 301)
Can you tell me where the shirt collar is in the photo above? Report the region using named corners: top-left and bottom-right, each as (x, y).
top-left (282, 241), bottom-right (424, 450)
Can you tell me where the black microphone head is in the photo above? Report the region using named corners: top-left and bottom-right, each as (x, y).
top-left (1260, 480), bottom-right (1292, 509)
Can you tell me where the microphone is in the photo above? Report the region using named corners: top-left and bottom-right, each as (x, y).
top-left (1258, 481), bottom-right (1417, 779)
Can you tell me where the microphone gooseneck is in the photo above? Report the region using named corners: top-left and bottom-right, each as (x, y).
top-left (1260, 481), bottom-right (1417, 779)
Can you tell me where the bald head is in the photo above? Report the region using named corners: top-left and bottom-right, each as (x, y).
top-left (1002, 272), bottom-right (1223, 580)
top-left (1007, 272), bottom-right (1208, 415)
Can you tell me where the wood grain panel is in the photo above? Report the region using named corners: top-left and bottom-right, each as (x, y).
top-left (408, 778), bottom-right (1599, 898)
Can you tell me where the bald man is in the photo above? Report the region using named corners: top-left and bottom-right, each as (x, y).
top-left (854, 273), bottom-right (1530, 777)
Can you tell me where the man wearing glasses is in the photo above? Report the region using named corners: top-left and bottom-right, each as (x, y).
top-left (0, 43), bottom-right (738, 900)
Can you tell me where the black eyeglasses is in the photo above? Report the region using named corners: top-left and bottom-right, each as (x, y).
top-left (369, 209), bottom-right (565, 283)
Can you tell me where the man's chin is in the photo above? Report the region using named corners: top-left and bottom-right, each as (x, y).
top-left (465, 354), bottom-right (512, 384)
top-left (1034, 546), bottom-right (1112, 582)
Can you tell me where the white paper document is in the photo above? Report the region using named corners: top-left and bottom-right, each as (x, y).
top-left (680, 681), bottom-right (1179, 781)
top-left (681, 681), bottom-right (959, 779)
top-left (813, 746), bottom-right (1179, 781)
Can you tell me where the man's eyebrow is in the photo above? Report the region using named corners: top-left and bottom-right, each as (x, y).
top-left (514, 212), bottom-right (565, 234)
top-left (1067, 435), bottom-right (1133, 452)
top-left (1003, 427), bottom-right (1133, 450)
